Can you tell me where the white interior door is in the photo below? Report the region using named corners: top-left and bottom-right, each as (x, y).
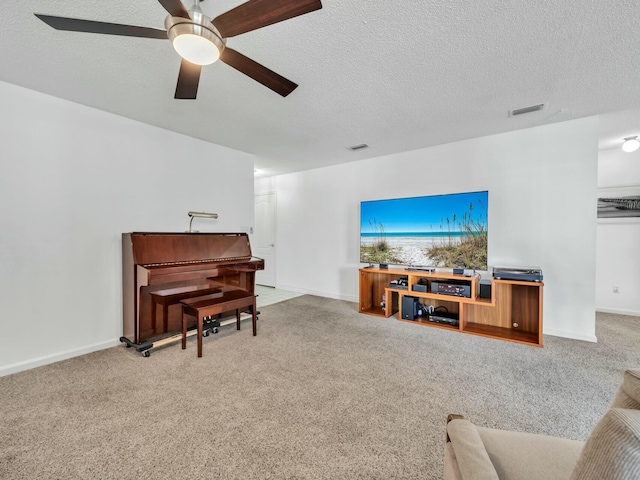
top-left (254, 192), bottom-right (276, 287)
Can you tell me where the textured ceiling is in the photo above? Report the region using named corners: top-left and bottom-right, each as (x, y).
top-left (2, 0), bottom-right (639, 177)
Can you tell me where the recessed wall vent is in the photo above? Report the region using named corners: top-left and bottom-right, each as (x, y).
top-left (510, 103), bottom-right (545, 116)
top-left (347, 143), bottom-right (369, 151)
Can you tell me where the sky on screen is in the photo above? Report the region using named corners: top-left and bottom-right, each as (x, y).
top-left (360, 191), bottom-right (488, 234)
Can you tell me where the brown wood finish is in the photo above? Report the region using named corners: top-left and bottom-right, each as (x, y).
top-left (511, 284), bottom-right (540, 333)
top-left (128, 232), bottom-right (253, 265)
top-left (175, 59), bottom-right (201, 100)
top-left (150, 284), bottom-right (222, 334)
top-left (359, 267), bottom-right (543, 347)
top-left (383, 288), bottom-right (401, 317)
top-left (464, 282), bottom-right (512, 328)
top-left (359, 269), bottom-right (406, 317)
top-left (34, 14), bottom-right (169, 38)
top-left (212, 0), bottom-right (323, 38)
top-left (462, 323), bottom-right (540, 346)
top-left (220, 48), bottom-right (298, 97)
top-left (158, 0), bottom-right (191, 19)
top-left (122, 232), bottom-right (264, 345)
top-left (181, 287), bottom-right (257, 358)
top-left (121, 235), bottom-right (136, 341)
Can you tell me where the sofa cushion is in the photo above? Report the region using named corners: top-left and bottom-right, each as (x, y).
top-left (447, 419), bottom-right (499, 480)
top-left (475, 426), bottom-right (583, 480)
top-left (444, 442), bottom-right (463, 480)
top-left (570, 408), bottom-right (640, 480)
top-left (611, 369), bottom-right (640, 409)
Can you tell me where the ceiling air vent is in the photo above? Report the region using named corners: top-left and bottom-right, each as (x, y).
top-left (510, 103), bottom-right (545, 117)
top-left (348, 144), bottom-right (369, 151)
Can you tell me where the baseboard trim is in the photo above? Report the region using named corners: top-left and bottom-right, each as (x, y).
top-left (544, 328), bottom-right (598, 343)
top-left (595, 307), bottom-right (640, 317)
top-left (0, 339), bottom-right (121, 378)
top-left (275, 284), bottom-right (359, 304)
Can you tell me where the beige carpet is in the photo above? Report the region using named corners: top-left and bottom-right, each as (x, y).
top-left (1, 296), bottom-right (639, 479)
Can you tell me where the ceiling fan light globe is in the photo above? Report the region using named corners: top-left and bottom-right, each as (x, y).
top-left (165, 15), bottom-right (225, 66)
top-left (622, 136), bottom-right (640, 153)
top-left (173, 33), bottom-right (220, 65)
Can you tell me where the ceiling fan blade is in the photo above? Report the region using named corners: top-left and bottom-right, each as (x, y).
top-left (212, 0), bottom-right (322, 38)
top-left (220, 48), bottom-right (297, 97)
top-left (157, 0), bottom-right (191, 19)
top-left (175, 59), bottom-right (202, 99)
top-left (34, 14), bottom-right (168, 39)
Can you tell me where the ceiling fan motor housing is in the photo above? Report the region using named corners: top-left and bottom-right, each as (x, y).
top-left (165, 11), bottom-right (225, 65)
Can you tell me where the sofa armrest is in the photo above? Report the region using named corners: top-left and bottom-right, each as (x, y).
top-left (447, 418), bottom-right (499, 480)
top-left (446, 414), bottom-right (465, 442)
top-left (611, 368), bottom-right (640, 409)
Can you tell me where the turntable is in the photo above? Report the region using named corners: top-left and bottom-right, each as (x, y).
top-left (493, 266), bottom-right (543, 282)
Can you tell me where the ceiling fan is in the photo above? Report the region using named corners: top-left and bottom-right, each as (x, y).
top-left (34, 0), bottom-right (322, 99)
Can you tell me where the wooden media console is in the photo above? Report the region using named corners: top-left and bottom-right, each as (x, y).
top-left (359, 267), bottom-right (543, 347)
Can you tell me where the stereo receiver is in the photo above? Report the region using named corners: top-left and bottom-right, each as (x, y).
top-left (430, 281), bottom-right (471, 298)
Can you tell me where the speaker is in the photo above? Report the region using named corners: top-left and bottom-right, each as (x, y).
top-left (402, 296), bottom-right (419, 320)
top-left (479, 279), bottom-right (492, 299)
top-left (412, 284), bottom-right (428, 292)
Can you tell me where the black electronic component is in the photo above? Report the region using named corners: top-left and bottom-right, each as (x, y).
top-left (493, 266), bottom-right (543, 282)
top-left (427, 313), bottom-right (459, 327)
top-left (402, 296), bottom-right (420, 320)
top-left (389, 276), bottom-right (409, 290)
top-left (431, 281), bottom-right (471, 298)
top-left (479, 280), bottom-right (492, 299)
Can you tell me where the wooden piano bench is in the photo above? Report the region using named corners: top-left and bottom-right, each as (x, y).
top-left (180, 288), bottom-right (257, 358)
top-left (150, 284), bottom-right (222, 334)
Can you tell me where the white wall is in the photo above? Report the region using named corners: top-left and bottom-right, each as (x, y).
top-left (596, 148), bottom-right (640, 316)
top-left (0, 81), bottom-right (255, 376)
top-left (261, 117), bottom-right (599, 342)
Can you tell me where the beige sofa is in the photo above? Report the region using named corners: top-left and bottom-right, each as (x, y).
top-left (444, 368), bottom-right (640, 480)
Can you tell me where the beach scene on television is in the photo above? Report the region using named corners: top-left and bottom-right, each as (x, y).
top-left (360, 191), bottom-right (488, 270)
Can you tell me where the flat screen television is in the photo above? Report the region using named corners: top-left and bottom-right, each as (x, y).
top-left (360, 190), bottom-right (488, 270)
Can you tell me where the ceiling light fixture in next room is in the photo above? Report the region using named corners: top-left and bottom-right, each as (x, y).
top-left (348, 144), bottom-right (369, 151)
top-left (622, 136), bottom-right (640, 153)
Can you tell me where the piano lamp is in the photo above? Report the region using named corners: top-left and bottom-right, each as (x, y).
top-left (188, 211), bottom-right (218, 232)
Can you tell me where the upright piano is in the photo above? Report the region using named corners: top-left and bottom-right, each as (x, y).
top-left (121, 232), bottom-right (264, 352)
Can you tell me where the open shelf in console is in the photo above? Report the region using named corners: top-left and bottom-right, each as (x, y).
top-left (398, 294), bottom-right (460, 328)
top-left (398, 316), bottom-right (460, 331)
top-left (462, 323), bottom-right (540, 345)
top-left (359, 268), bottom-right (407, 317)
top-left (463, 280), bottom-right (543, 346)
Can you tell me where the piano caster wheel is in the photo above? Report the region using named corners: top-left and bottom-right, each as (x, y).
top-left (212, 327), bottom-right (219, 334)
top-left (203, 330), bottom-right (210, 337)
top-left (142, 350), bottom-right (151, 358)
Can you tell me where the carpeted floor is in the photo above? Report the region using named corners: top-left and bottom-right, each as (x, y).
top-left (1, 296), bottom-right (639, 479)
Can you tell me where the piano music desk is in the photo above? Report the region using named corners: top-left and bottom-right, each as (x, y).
top-left (150, 284), bottom-right (222, 334)
top-left (181, 288), bottom-right (257, 358)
